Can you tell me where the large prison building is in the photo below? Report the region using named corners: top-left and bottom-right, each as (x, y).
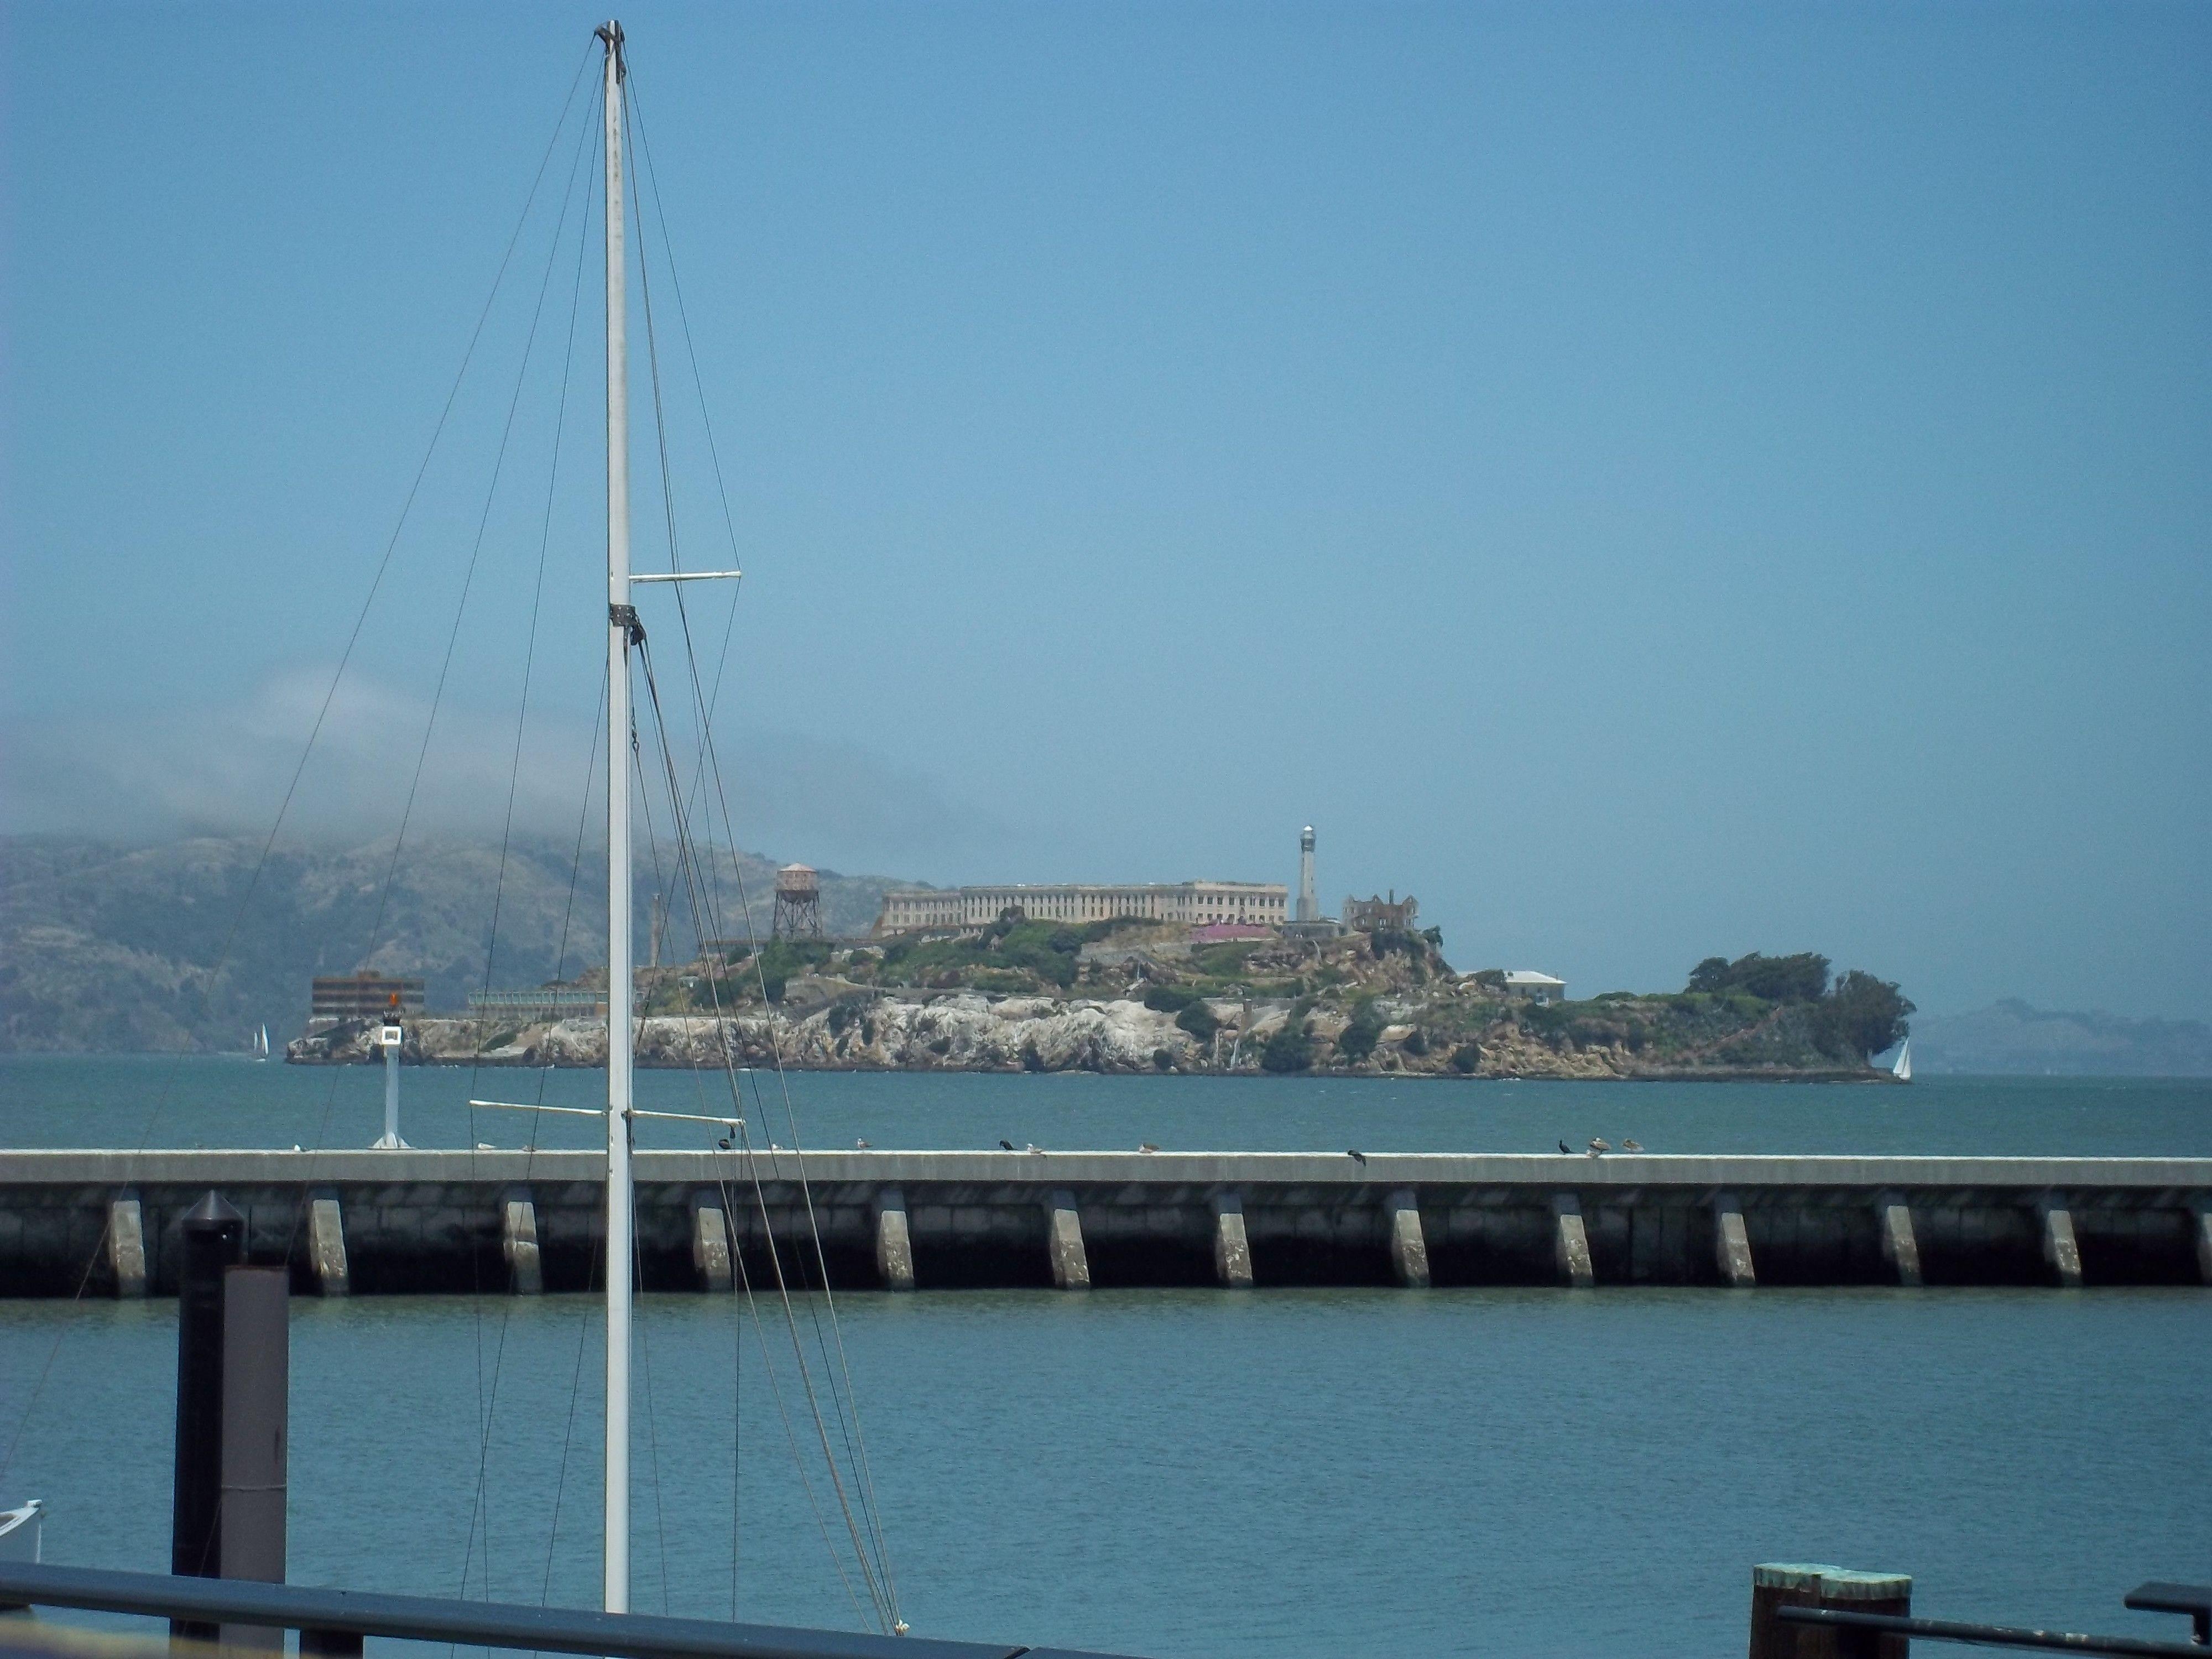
top-left (875, 881), bottom-right (1287, 935)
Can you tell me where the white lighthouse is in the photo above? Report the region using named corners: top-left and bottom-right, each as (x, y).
top-left (1297, 825), bottom-right (1318, 924)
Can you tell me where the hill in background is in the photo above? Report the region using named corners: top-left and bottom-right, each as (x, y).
top-left (0, 834), bottom-right (907, 1053)
top-left (1911, 999), bottom-right (2212, 1077)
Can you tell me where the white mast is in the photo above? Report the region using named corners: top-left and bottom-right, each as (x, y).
top-left (597, 17), bottom-right (634, 1619)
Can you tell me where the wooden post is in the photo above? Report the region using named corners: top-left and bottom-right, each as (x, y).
top-left (1749, 1563), bottom-right (1911, 1659)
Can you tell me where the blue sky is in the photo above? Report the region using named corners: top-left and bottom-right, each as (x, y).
top-left (3, 1), bottom-right (2208, 1018)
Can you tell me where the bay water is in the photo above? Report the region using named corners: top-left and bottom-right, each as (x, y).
top-left (1, 1058), bottom-right (2207, 1658)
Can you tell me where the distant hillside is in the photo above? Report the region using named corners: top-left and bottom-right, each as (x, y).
top-left (1912, 999), bottom-right (2212, 1077)
top-left (0, 834), bottom-right (909, 1053)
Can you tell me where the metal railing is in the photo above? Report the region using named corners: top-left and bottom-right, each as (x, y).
top-left (1777, 1597), bottom-right (2209, 1658)
top-left (0, 1563), bottom-right (1129, 1659)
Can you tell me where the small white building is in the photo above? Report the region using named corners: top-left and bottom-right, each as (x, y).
top-left (1500, 970), bottom-right (1567, 1004)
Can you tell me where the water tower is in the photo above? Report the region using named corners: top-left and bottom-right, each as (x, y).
top-left (772, 864), bottom-right (823, 940)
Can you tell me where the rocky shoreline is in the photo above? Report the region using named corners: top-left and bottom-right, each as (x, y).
top-left (286, 991), bottom-right (1893, 1082)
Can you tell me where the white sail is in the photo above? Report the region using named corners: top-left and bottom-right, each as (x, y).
top-left (255, 1024), bottom-right (270, 1061)
top-left (1892, 1039), bottom-right (1912, 1082)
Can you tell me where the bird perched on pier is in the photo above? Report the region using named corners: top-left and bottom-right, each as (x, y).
top-left (1558, 1140), bottom-right (1572, 1155)
top-left (1138, 1142), bottom-right (1159, 1154)
top-left (1587, 1138), bottom-right (1610, 1156)
top-left (999, 1139), bottom-right (1016, 1150)
top-left (1025, 1142), bottom-right (1046, 1155)
top-left (1621, 1138), bottom-right (1643, 1153)
top-left (1346, 1149), bottom-right (1366, 1164)
top-left (855, 1138), bottom-right (871, 1149)
top-left (717, 1136), bottom-right (732, 1150)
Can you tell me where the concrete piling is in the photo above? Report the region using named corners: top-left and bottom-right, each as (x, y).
top-left (1386, 1190), bottom-right (1430, 1288)
top-left (873, 1188), bottom-right (914, 1291)
top-left (1045, 1190), bottom-right (1091, 1290)
top-left (500, 1190), bottom-right (541, 1294)
top-left (1552, 1193), bottom-right (1594, 1287)
top-left (107, 1193), bottom-right (147, 1298)
top-left (1748, 1563), bottom-right (1911, 1659)
top-left (2192, 1199), bottom-right (2211, 1286)
top-left (1211, 1191), bottom-right (1254, 1288)
top-left (306, 1195), bottom-right (349, 1297)
top-left (1876, 1197), bottom-right (1921, 1287)
top-left (2040, 1199), bottom-right (2083, 1287)
top-left (691, 1193), bottom-right (733, 1293)
top-left (1714, 1194), bottom-right (1755, 1287)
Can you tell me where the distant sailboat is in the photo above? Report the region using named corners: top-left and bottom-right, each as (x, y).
top-left (1891, 1039), bottom-right (1912, 1082)
top-left (253, 1024), bottom-right (270, 1062)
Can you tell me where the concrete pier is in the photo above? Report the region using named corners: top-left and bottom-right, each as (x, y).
top-left (107, 1193), bottom-right (147, 1298)
top-left (306, 1196), bottom-right (348, 1298)
top-left (873, 1189), bottom-right (915, 1292)
top-left (1713, 1193), bottom-right (1756, 1288)
top-left (1876, 1197), bottom-right (1921, 1287)
top-left (500, 1190), bottom-right (542, 1294)
top-left (2040, 1200), bottom-right (2083, 1288)
top-left (1386, 1190), bottom-right (1430, 1288)
top-left (1211, 1191), bottom-right (1254, 1289)
top-left (1045, 1190), bottom-right (1091, 1290)
top-left (2, 1150), bottom-right (2206, 1296)
top-left (692, 1195), bottom-right (733, 1293)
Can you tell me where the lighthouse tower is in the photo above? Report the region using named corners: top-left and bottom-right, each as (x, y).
top-left (1296, 826), bottom-right (1318, 924)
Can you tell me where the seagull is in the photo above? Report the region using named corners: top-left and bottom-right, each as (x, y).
top-left (1025, 1142), bottom-right (1046, 1155)
top-left (999, 1139), bottom-right (1016, 1151)
top-left (1558, 1140), bottom-right (1573, 1155)
top-left (1347, 1149), bottom-right (1366, 1164)
top-left (855, 1137), bottom-right (871, 1149)
top-left (1621, 1138), bottom-right (1643, 1153)
top-left (1138, 1142), bottom-right (1159, 1154)
top-left (476, 1142), bottom-right (496, 1151)
top-left (1587, 1137), bottom-right (1610, 1157)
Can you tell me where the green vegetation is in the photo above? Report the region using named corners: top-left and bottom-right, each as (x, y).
top-left (1334, 998), bottom-right (1385, 1062)
top-left (1175, 1001), bottom-right (1219, 1042)
top-left (874, 919), bottom-right (1083, 992)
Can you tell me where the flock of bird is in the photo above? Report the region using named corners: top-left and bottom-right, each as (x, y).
top-left (686, 1135), bottom-right (1650, 1157)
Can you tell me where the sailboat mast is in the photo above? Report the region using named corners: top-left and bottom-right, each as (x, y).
top-left (597, 17), bottom-right (633, 1619)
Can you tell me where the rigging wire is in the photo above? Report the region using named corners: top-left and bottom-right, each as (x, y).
top-left (455, 87), bottom-right (603, 1606)
top-left (0, 35), bottom-right (601, 1498)
top-left (617, 106), bottom-right (902, 1608)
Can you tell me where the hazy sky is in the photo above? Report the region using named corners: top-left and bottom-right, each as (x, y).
top-left (3, 2), bottom-right (2208, 1018)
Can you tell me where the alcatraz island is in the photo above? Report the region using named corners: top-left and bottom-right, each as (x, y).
top-left (289, 828), bottom-right (1913, 1081)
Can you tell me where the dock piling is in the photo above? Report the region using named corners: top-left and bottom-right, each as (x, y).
top-left (1876, 1197), bottom-right (1921, 1287)
top-left (2192, 1199), bottom-right (2211, 1286)
top-left (306, 1194), bottom-right (349, 1297)
top-left (1714, 1193), bottom-right (1756, 1287)
top-left (1211, 1191), bottom-right (1254, 1288)
top-left (108, 1192), bottom-right (147, 1298)
top-left (1045, 1190), bottom-right (1091, 1290)
top-left (1749, 1564), bottom-right (1911, 1659)
top-left (874, 1188), bottom-right (914, 1291)
top-left (1386, 1190), bottom-right (1429, 1288)
top-left (500, 1190), bottom-right (541, 1294)
top-left (691, 1193), bottom-right (733, 1293)
top-left (217, 1266), bottom-right (288, 1656)
top-left (171, 1192), bottom-right (244, 1645)
top-left (2039, 1198), bottom-right (2083, 1287)
top-left (1552, 1193), bottom-right (1594, 1286)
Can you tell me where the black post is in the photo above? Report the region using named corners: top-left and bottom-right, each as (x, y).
top-left (217, 1266), bottom-right (288, 1653)
top-left (171, 1191), bottom-right (244, 1646)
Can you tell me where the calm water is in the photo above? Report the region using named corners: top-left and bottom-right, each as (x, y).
top-left (1, 1060), bottom-right (2208, 1658)
top-left (4, 1053), bottom-right (2211, 1156)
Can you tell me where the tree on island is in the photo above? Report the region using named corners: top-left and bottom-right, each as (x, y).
top-left (1687, 951), bottom-right (1914, 1060)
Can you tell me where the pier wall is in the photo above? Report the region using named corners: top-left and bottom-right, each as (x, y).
top-left (1, 1151), bottom-right (2206, 1296)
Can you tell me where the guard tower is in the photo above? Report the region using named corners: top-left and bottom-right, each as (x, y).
top-left (772, 864), bottom-right (823, 940)
top-left (1296, 826), bottom-right (1319, 924)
